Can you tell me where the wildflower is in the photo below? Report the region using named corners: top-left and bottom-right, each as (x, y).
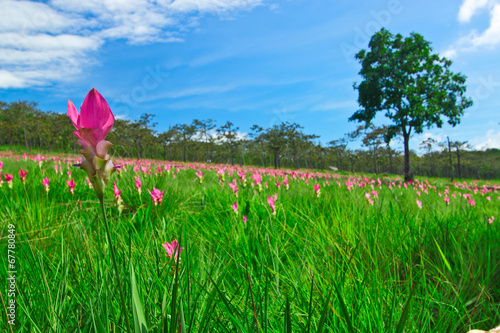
top-left (86, 177), bottom-right (93, 189)
top-left (284, 176), bottom-right (289, 190)
top-left (444, 196), bottom-right (450, 205)
top-left (68, 88), bottom-right (116, 198)
top-left (196, 170), bottom-right (204, 184)
top-left (229, 179), bottom-right (238, 197)
top-left (468, 199), bottom-right (476, 207)
top-left (113, 182), bottom-right (124, 214)
top-left (314, 183), bottom-right (321, 197)
top-left (148, 187), bottom-right (164, 206)
top-left (267, 194), bottom-right (277, 215)
top-left (416, 199), bottom-right (422, 209)
top-left (162, 239), bottom-right (184, 261)
top-left (67, 170), bottom-right (72, 179)
top-left (5, 174), bottom-right (13, 189)
top-left (243, 215), bottom-right (248, 223)
top-left (0, 161), bottom-right (3, 170)
top-left (231, 201), bottom-right (238, 213)
top-left (67, 179), bottom-right (75, 194)
top-left (42, 177), bottom-right (50, 192)
top-left (489, 216), bottom-right (495, 224)
top-left (135, 176), bottom-right (142, 195)
top-left (19, 168), bottom-right (28, 184)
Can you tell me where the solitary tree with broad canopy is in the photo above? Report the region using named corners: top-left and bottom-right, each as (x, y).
top-left (349, 28), bottom-right (473, 182)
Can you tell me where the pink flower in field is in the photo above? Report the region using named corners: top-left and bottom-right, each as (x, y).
top-left (444, 196), bottom-right (450, 205)
top-left (489, 216), bottom-right (495, 224)
top-left (284, 176), bottom-right (289, 190)
top-left (416, 199), bottom-right (422, 209)
top-left (42, 177), bottom-right (50, 192)
top-left (267, 194), bottom-right (277, 215)
top-left (113, 182), bottom-right (121, 198)
top-left (196, 170), bottom-right (204, 183)
top-left (314, 184), bottom-right (321, 197)
top-left (243, 215), bottom-right (247, 223)
top-left (68, 88), bottom-right (114, 151)
top-left (113, 182), bottom-right (124, 213)
top-left (231, 201), bottom-right (238, 213)
top-left (68, 88), bottom-right (117, 197)
top-left (67, 179), bottom-right (75, 194)
top-left (416, 190), bottom-right (421, 196)
top-left (368, 198), bottom-right (374, 205)
top-left (67, 170), bottom-right (72, 179)
top-left (468, 199), bottom-right (476, 207)
top-left (162, 239), bottom-right (184, 261)
top-left (229, 179), bottom-right (238, 197)
top-left (486, 196), bottom-right (491, 201)
top-left (148, 188), bottom-right (164, 206)
top-left (135, 176), bottom-right (142, 194)
top-left (86, 177), bottom-right (93, 189)
top-left (19, 168), bottom-right (28, 183)
top-left (275, 181), bottom-right (282, 188)
top-left (365, 192), bottom-right (371, 200)
top-left (0, 161), bottom-right (3, 170)
top-left (371, 190), bottom-right (378, 197)
top-left (463, 193), bottom-right (472, 199)
top-left (5, 174), bottom-right (13, 183)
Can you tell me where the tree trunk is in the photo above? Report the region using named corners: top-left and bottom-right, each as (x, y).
top-left (456, 149), bottom-right (461, 179)
top-left (388, 146), bottom-right (394, 174)
top-left (403, 130), bottom-right (413, 182)
top-left (274, 151), bottom-right (278, 169)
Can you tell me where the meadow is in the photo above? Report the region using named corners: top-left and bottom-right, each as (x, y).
top-left (1, 151), bottom-right (499, 332)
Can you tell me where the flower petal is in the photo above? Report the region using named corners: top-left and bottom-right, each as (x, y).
top-left (79, 88), bottom-right (113, 130)
top-left (67, 100), bottom-right (80, 129)
top-left (96, 140), bottom-right (113, 159)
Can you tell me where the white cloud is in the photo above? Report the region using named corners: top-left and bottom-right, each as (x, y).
top-left (445, 0), bottom-right (500, 57)
top-left (470, 129), bottom-right (500, 149)
top-left (458, 0), bottom-right (492, 22)
top-left (0, 0), bottom-right (266, 89)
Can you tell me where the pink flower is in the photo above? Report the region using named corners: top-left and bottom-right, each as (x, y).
top-left (68, 88), bottom-right (117, 197)
top-left (42, 177), bottom-right (50, 192)
top-left (67, 88), bottom-right (114, 150)
top-left (486, 196), bottom-right (491, 201)
top-left (416, 199), bottom-right (422, 209)
top-left (231, 201), bottom-right (238, 213)
top-left (162, 239), bottom-right (184, 260)
top-left (468, 199), bottom-right (476, 207)
top-left (243, 215), bottom-right (248, 223)
top-left (365, 192), bottom-right (371, 200)
top-left (5, 174), bottom-right (13, 183)
top-left (135, 176), bottom-right (142, 194)
top-left (19, 168), bottom-right (28, 183)
top-left (0, 161), bottom-right (3, 170)
top-left (113, 182), bottom-right (121, 198)
top-left (444, 196), bottom-right (450, 205)
top-left (148, 188), bottom-right (164, 206)
top-left (229, 179), bottom-right (238, 197)
top-left (267, 195), bottom-right (277, 215)
top-left (67, 179), bottom-right (75, 194)
top-left (314, 184), bottom-right (321, 197)
top-left (489, 216), bottom-right (495, 224)
top-left (196, 170), bottom-right (204, 183)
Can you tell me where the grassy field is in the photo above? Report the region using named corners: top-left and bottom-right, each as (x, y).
top-left (1, 152), bottom-right (499, 332)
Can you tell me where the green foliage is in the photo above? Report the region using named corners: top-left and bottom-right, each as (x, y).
top-left (350, 28), bottom-right (473, 182)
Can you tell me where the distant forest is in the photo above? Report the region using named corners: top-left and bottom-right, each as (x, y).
top-left (1, 100), bottom-right (499, 180)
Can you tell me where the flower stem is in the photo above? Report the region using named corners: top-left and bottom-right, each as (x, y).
top-left (99, 196), bottom-right (132, 333)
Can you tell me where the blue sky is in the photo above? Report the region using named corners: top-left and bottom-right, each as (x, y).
top-left (1, 0), bottom-right (499, 152)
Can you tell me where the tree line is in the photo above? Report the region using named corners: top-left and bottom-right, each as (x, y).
top-left (1, 100), bottom-right (499, 180)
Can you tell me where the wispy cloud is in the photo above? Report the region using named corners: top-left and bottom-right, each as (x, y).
top-left (0, 0), bottom-right (266, 89)
top-left (444, 0), bottom-right (500, 58)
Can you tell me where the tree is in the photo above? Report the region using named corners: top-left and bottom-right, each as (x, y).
top-left (217, 121), bottom-right (241, 165)
top-left (349, 28), bottom-right (473, 182)
top-left (193, 119), bottom-right (216, 162)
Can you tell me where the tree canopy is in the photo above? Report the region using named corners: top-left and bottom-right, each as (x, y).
top-left (349, 28), bottom-right (473, 182)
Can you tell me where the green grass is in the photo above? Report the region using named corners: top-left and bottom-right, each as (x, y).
top-left (0, 154), bottom-right (499, 332)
